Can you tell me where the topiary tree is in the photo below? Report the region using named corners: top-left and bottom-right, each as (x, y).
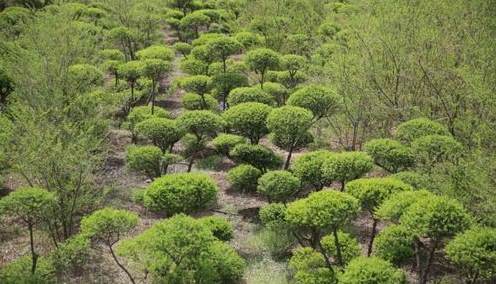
top-left (126, 145), bottom-right (163, 180)
top-left (289, 247), bottom-right (336, 284)
top-left (127, 105), bottom-right (169, 141)
top-left (176, 110), bottom-right (224, 171)
top-left (143, 173), bottom-right (218, 215)
top-left (205, 36), bottom-right (242, 73)
top-left (285, 190), bottom-right (360, 266)
top-left (136, 45), bottom-right (174, 61)
top-left (135, 117), bottom-right (183, 152)
top-left (68, 63), bottom-right (103, 93)
top-left (339, 256), bottom-right (407, 284)
top-left (321, 231), bottom-right (361, 266)
top-left (281, 54), bottom-right (306, 89)
top-left (400, 196), bottom-right (472, 284)
top-left (81, 208), bottom-right (138, 284)
top-left (0, 187), bottom-right (55, 274)
top-left (395, 118), bottom-right (449, 144)
top-left (227, 86), bottom-right (275, 106)
top-left (375, 189), bottom-right (436, 223)
top-left (174, 42), bottom-right (193, 57)
top-left (257, 170), bottom-right (300, 203)
top-left (211, 134), bottom-right (247, 158)
top-left (182, 92), bottom-right (218, 111)
top-left (180, 11), bottom-right (210, 38)
top-left (117, 214), bottom-right (245, 283)
top-left (180, 57), bottom-right (209, 75)
top-left (287, 85), bottom-right (341, 122)
top-left (229, 143), bottom-right (282, 172)
top-left (261, 82), bottom-right (288, 106)
top-left (391, 171), bottom-right (429, 190)
top-left (445, 227), bottom-right (496, 284)
top-left (141, 59), bottom-right (171, 114)
top-left (223, 102), bottom-right (272, 144)
top-left (180, 75), bottom-right (213, 109)
top-left (364, 138), bottom-right (414, 173)
top-left (245, 48), bottom-right (281, 88)
top-left (411, 134), bottom-right (463, 169)
top-left (321, 151), bottom-right (374, 191)
top-left (227, 164), bottom-right (262, 193)
top-left (267, 105), bottom-right (313, 169)
top-left (198, 215), bottom-right (234, 241)
top-left (374, 224), bottom-right (415, 265)
top-left (119, 60), bottom-right (145, 108)
top-left (345, 177), bottom-right (413, 255)
top-left (291, 150), bottom-right (334, 190)
top-left (234, 31), bottom-right (263, 50)
top-left (211, 72), bottom-right (249, 110)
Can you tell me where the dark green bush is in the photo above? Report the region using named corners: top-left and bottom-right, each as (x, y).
top-left (227, 164), bottom-right (262, 193)
top-left (395, 118), bottom-right (449, 144)
top-left (257, 170), bottom-right (300, 203)
top-left (229, 143), bottom-right (282, 172)
top-left (211, 134), bottom-right (247, 156)
top-left (199, 215), bottom-right (234, 241)
top-left (227, 86), bottom-right (275, 106)
top-left (126, 145), bottom-right (162, 179)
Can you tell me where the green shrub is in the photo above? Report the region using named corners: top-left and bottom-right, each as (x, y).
top-left (199, 215), bottom-right (234, 241)
top-left (291, 150), bottom-right (334, 190)
top-left (227, 86), bottom-right (275, 106)
top-left (227, 164), bottom-right (262, 193)
top-left (136, 45), bottom-right (174, 61)
top-left (174, 42), bottom-right (192, 57)
top-left (257, 170), bottom-right (300, 203)
top-left (176, 110), bottom-right (224, 139)
top-left (395, 118), bottom-right (449, 144)
top-left (126, 145), bottom-right (162, 179)
top-left (211, 134), bottom-right (247, 156)
top-left (364, 138), bottom-right (414, 173)
top-left (51, 234), bottom-right (91, 275)
top-left (0, 255), bottom-right (55, 284)
top-left (127, 106), bottom-right (169, 136)
top-left (287, 85), bottom-right (341, 120)
top-left (117, 214), bottom-right (245, 283)
top-left (321, 151), bottom-right (374, 190)
top-left (135, 117), bottom-right (183, 152)
top-left (289, 247), bottom-right (335, 284)
top-left (392, 171), bottom-right (429, 189)
top-left (411, 134), bottom-right (463, 167)
top-left (259, 203), bottom-right (287, 226)
top-left (223, 102), bottom-right (273, 144)
top-left (229, 144), bottom-right (282, 172)
top-left (321, 231), bottom-right (361, 266)
top-left (374, 224), bottom-right (414, 264)
top-left (445, 227), bottom-right (496, 283)
top-left (339, 256), bottom-right (407, 284)
top-left (182, 92), bottom-right (218, 110)
top-left (144, 173), bottom-right (218, 215)
top-left (376, 190), bottom-right (436, 222)
top-left (234, 31), bottom-right (263, 49)
top-left (245, 48), bottom-right (281, 87)
top-left (180, 75), bottom-right (212, 95)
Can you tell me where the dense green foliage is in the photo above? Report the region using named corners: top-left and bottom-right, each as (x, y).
top-left (1, 0), bottom-right (495, 282)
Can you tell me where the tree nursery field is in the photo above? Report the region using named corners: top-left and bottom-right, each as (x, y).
top-left (0, 0), bottom-right (495, 283)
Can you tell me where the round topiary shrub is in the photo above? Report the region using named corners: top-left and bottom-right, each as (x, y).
top-left (127, 106), bottom-right (169, 136)
top-left (182, 92), bottom-right (218, 111)
top-left (291, 150), bottom-right (334, 190)
top-left (227, 86), bottom-right (275, 106)
top-left (411, 134), bottom-right (463, 167)
top-left (321, 151), bottom-right (374, 190)
top-left (287, 85), bottom-right (341, 120)
top-left (126, 145), bottom-right (163, 179)
top-left (321, 231), bottom-right (361, 266)
top-left (364, 138), bottom-right (414, 173)
top-left (339, 256), bottom-right (407, 284)
top-left (135, 117), bottom-right (183, 152)
top-left (223, 102), bottom-right (273, 144)
top-left (211, 134), bottom-right (247, 157)
top-left (227, 164), bottom-right (262, 193)
top-left (143, 173), bottom-right (218, 215)
top-left (199, 215), bottom-right (234, 241)
top-left (229, 143), bottom-right (282, 172)
top-left (373, 224), bottom-right (415, 264)
top-left (257, 170), bottom-right (300, 203)
top-left (395, 118), bottom-right (449, 144)
top-left (259, 203), bottom-right (287, 226)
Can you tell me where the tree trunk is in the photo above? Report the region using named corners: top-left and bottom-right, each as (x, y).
top-left (340, 181), bottom-right (345, 191)
top-left (109, 244), bottom-right (136, 284)
top-left (333, 228), bottom-right (343, 267)
top-left (420, 240), bottom-right (438, 284)
top-left (28, 224), bottom-right (38, 274)
top-left (187, 156), bottom-right (195, 172)
top-left (284, 146), bottom-right (294, 170)
top-left (367, 218), bottom-right (378, 256)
